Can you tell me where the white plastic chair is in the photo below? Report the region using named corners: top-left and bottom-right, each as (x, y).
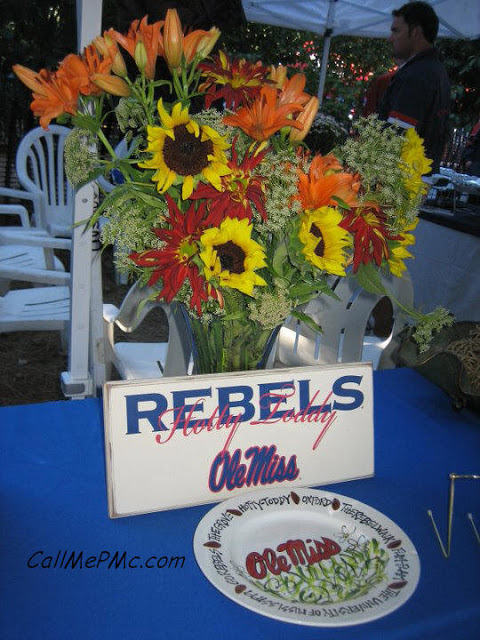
top-left (0, 125), bottom-right (73, 238)
top-left (269, 272), bottom-right (414, 370)
top-left (103, 282), bottom-right (191, 380)
top-left (0, 204), bottom-right (65, 294)
top-left (0, 235), bottom-right (71, 342)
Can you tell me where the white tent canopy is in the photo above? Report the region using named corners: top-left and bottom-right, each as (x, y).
top-left (242, 0), bottom-right (480, 103)
top-left (241, 0), bottom-right (480, 40)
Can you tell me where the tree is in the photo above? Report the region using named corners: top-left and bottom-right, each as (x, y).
top-left (0, 0), bottom-right (76, 185)
top-left (1, 0), bottom-right (478, 177)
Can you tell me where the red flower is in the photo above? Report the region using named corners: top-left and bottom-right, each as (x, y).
top-left (340, 203), bottom-right (399, 272)
top-left (189, 139), bottom-right (268, 223)
top-left (198, 51), bottom-right (273, 110)
top-left (129, 196), bottom-right (217, 314)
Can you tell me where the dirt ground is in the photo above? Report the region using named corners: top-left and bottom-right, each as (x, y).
top-left (0, 248), bottom-right (167, 406)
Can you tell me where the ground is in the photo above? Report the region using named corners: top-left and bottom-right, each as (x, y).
top-left (0, 249), bottom-right (167, 406)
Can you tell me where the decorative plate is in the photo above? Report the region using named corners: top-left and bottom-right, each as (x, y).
top-left (193, 487), bottom-right (420, 626)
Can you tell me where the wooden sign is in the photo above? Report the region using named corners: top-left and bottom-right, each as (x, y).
top-left (103, 363), bottom-right (374, 518)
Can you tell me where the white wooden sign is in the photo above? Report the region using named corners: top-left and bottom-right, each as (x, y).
top-left (103, 363), bottom-right (374, 518)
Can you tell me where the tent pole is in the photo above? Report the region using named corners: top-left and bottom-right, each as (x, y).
top-left (317, 29), bottom-right (332, 107)
top-left (317, 0), bottom-right (338, 108)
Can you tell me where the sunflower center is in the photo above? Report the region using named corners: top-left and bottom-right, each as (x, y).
top-left (310, 223), bottom-right (325, 257)
top-left (164, 125), bottom-right (213, 176)
top-left (215, 240), bottom-right (245, 274)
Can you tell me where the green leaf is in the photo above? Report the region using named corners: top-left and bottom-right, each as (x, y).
top-left (70, 113), bottom-right (100, 133)
top-left (272, 240), bottom-right (289, 277)
top-left (291, 309), bottom-right (323, 334)
top-left (331, 195), bottom-right (351, 210)
top-left (354, 263), bottom-right (388, 296)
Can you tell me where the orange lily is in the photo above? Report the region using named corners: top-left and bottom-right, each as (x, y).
top-left (91, 73), bottom-right (130, 96)
top-left (277, 73), bottom-right (311, 107)
top-left (30, 73), bottom-right (79, 129)
top-left (309, 154), bottom-right (343, 178)
top-left (58, 54), bottom-right (91, 94)
top-left (188, 27), bottom-right (220, 62)
top-left (289, 96), bottom-right (319, 142)
top-left (299, 172), bottom-right (360, 209)
top-left (59, 46), bottom-right (113, 97)
top-left (223, 86), bottom-right (304, 141)
top-left (93, 30), bottom-right (127, 77)
top-left (163, 8), bottom-right (183, 69)
top-left (268, 64), bottom-right (288, 89)
top-left (110, 16), bottom-right (163, 79)
top-left (12, 64), bottom-right (49, 95)
top-left (298, 156), bottom-right (360, 209)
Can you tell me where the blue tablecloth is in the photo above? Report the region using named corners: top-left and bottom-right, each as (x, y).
top-left (1, 369), bottom-right (479, 639)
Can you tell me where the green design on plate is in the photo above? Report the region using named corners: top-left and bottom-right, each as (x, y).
top-left (253, 539), bottom-right (389, 605)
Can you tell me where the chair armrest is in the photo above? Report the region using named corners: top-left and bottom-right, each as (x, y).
top-left (0, 204), bottom-right (31, 227)
top-left (0, 187), bottom-right (41, 204)
top-left (0, 232), bottom-right (71, 251)
top-left (103, 303), bottom-right (120, 324)
top-left (0, 188), bottom-right (44, 224)
top-left (0, 265), bottom-right (70, 286)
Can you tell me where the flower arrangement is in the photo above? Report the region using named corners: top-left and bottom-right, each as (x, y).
top-left (13, 9), bottom-right (452, 373)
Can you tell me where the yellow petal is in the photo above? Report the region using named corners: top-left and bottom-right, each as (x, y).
top-left (182, 175), bottom-right (195, 199)
top-left (157, 99), bottom-right (174, 129)
top-left (202, 167), bottom-right (223, 191)
top-left (160, 169), bottom-right (177, 193)
top-left (187, 119), bottom-right (200, 137)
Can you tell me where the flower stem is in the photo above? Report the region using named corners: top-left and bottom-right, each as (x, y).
top-left (97, 128), bottom-right (117, 160)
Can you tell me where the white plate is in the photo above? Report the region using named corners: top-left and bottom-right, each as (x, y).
top-left (193, 487), bottom-right (420, 626)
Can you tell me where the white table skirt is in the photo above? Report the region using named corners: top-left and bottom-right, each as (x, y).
top-left (409, 218), bottom-right (480, 320)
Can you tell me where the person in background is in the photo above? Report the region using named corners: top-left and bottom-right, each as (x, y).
top-left (461, 119), bottom-right (480, 177)
top-left (362, 59), bottom-right (404, 117)
top-left (377, 1), bottom-right (450, 174)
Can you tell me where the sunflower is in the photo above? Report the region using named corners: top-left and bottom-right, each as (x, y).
top-left (400, 128), bottom-right (432, 199)
top-left (199, 217), bottom-right (267, 295)
top-left (139, 100), bottom-right (231, 199)
top-left (388, 219), bottom-right (418, 277)
top-left (299, 206), bottom-right (351, 276)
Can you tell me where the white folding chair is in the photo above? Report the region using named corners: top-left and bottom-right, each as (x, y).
top-left (103, 282), bottom-right (191, 380)
top-left (268, 271), bottom-right (414, 370)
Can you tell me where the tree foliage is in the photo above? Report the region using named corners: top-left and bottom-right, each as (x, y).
top-left (0, 0), bottom-right (478, 154)
top-left (220, 20), bottom-right (479, 130)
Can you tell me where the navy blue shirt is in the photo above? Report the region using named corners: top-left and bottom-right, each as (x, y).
top-left (378, 48), bottom-right (450, 173)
